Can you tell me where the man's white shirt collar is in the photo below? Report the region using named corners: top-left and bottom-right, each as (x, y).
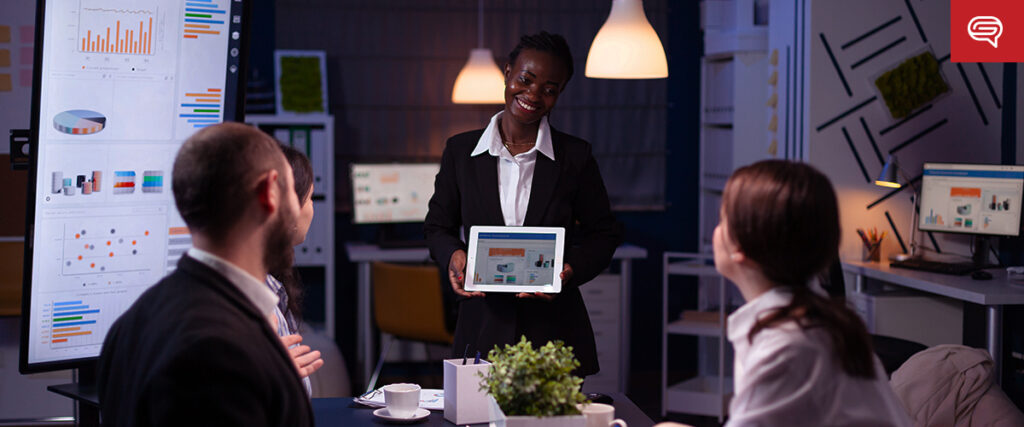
top-left (187, 247), bottom-right (280, 324)
top-left (471, 111), bottom-right (555, 160)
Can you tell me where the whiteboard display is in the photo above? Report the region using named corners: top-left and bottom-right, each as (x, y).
top-left (21, 0), bottom-right (248, 372)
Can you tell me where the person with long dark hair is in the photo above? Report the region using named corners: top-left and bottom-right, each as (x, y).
top-left (424, 31), bottom-right (622, 377)
top-left (713, 160), bottom-right (910, 426)
top-left (266, 144), bottom-right (323, 396)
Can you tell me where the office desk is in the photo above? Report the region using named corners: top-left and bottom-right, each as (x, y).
top-left (312, 392), bottom-right (655, 426)
top-left (842, 260), bottom-right (1024, 381)
top-left (345, 243), bottom-right (648, 393)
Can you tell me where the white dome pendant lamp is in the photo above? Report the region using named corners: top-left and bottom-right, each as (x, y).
top-left (585, 0), bottom-right (668, 79)
top-left (452, 0), bottom-right (505, 104)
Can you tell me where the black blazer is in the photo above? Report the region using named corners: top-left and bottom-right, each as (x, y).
top-left (97, 255), bottom-right (313, 427)
top-left (424, 128), bottom-right (623, 376)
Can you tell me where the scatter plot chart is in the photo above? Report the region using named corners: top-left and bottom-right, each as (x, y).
top-left (62, 220), bottom-right (158, 276)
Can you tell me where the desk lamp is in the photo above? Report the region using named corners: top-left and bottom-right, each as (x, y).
top-left (875, 155), bottom-right (919, 261)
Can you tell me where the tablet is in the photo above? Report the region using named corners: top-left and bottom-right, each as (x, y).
top-left (465, 226), bottom-right (565, 293)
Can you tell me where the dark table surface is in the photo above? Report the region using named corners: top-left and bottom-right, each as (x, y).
top-left (312, 392), bottom-right (655, 426)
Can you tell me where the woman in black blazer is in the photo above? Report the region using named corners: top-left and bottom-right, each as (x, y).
top-left (424, 32), bottom-right (622, 377)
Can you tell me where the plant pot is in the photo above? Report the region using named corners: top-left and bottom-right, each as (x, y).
top-left (503, 414), bottom-right (586, 427)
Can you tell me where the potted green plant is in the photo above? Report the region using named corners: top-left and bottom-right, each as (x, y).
top-left (480, 336), bottom-right (588, 427)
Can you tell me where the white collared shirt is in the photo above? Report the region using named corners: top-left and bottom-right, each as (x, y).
top-left (187, 247), bottom-right (280, 330)
top-left (726, 287), bottom-right (912, 427)
top-left (471, 111), bottom-right (555, 226)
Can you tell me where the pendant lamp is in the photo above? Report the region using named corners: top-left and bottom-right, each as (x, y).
top-left (585, 0), bottom-right (668, 79)
top-left (452, 0), bottom-right (505, 104)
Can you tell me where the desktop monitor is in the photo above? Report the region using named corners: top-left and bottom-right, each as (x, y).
top-left (20, 0), bottom-right (250, 373)
top-left (351, 163), bottom-right (440, 224)
top-left (918, 163), bottom-right (1024, 237)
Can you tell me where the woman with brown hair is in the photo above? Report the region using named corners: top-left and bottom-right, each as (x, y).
top-left (713, 160), bottom-right (910, 426)
top-left (267, 144), bottom-right (323, 396)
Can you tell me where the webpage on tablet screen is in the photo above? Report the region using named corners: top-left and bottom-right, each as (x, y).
top-left (472, 233), bottom-right (557, 286)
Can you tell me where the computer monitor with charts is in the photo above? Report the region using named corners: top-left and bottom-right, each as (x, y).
top-left (918, 163), bottom-right (1024, 237)
top-left (20, 0), bottom-right (250, 374)
top-left (351, 163), bottom-right (440, 224)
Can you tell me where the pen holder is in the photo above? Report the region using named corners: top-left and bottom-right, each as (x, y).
top-left (443, 358), bottom-right (499, 425)
top-left (863, 244), bottom-right (881, 262)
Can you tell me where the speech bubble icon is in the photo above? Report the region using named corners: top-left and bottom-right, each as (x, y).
top-left (968, 16), bottom-right (1003, 48)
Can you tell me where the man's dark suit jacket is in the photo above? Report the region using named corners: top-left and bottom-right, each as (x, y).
top-left (97, 255), bottom-right (313, 427)
top-left (424, 128), bottom-right (623, 377)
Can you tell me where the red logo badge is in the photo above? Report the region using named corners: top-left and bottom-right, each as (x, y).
top-left (951, 0), bottom-right (1024, 62)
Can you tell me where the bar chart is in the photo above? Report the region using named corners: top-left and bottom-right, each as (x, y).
top-left (50, 300), bottom-right (100, 347)
top-left (78, 7), bottom-right (156, 55)
top-left (166, 226), bottom-right (191, 273)
top-left (178, 88), bottom-right (222, 128)
top-left (182, 0), bottom-right (227, 40)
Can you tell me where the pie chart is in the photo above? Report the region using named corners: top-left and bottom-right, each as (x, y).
top-left (53, 110), bottom-right (106, 135)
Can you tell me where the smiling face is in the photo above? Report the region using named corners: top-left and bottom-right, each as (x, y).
top-left (503, 48), bottom-right (568, 126)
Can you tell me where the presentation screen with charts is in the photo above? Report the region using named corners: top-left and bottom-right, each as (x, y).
top-left (465, 226), bottom-right (565, 293)
top-left (918, 163), bottom-right (1024, 237)
top-left (21, 0), bottom-right (249, 372)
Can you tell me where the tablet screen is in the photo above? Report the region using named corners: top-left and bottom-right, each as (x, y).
top-left (471, 232), bottom-right (558, 286)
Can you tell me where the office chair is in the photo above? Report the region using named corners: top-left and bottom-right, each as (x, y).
top-left (367, 262), bottom-right (455, 392)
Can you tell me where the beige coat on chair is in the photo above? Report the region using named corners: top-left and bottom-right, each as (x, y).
top-left (890, 344), bottom-right (1024, 426)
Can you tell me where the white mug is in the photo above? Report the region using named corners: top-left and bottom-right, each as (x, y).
top-left (580, 403), bottom-right (627, 427)
top-left (383, 383), bottom-right (421, 418)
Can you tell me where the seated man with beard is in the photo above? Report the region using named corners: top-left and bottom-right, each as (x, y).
top-left (97, 122), bottom-right (314, 427)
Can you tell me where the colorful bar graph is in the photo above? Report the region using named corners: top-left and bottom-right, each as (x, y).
top-left (182, 0), bottom-right (226, 40)
top-left (79, 16), bottom-right (153, 55)
top-left (179, 88), bottom-right (224, 127)
top-left (49, 299), bottom-right (101, 346)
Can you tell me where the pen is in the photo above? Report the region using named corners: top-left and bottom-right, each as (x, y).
top-left (856, 229), bottom-right (871, 247)
top-left (474, 350), bottom-right (481, 364)
top-left (462, 344), bottom-right (470, 365)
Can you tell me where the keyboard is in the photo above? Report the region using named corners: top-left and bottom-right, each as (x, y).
top-left (889, 258), bottom-right (978, 275)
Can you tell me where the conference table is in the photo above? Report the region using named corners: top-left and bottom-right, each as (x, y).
top-left (312, 392), bottom-right (655, 426)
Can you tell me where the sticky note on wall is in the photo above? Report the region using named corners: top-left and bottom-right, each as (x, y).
top-left (0, 26), bottom-right (10, 43)
top-left (19, 25), bottom-right (34, 43)
top-left (19, 68), bottom-right (31, 87)
top-left (0, 74), bottom-right (11, 92)
top-left (0, 49), bottom-right (9, 67)
top-left (19, 46), bottom-right (32, 65)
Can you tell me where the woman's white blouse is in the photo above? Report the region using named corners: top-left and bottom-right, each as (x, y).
top-left (725, 287), bottom-right (912, 427)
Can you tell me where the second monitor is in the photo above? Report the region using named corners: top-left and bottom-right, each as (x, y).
top-left (918, 162), bottom-right (1024, 237)
top-left (351, 163), bottom-right (440, 224)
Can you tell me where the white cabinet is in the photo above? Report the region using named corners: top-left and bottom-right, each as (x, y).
top-left (245, 114), bottom-right (337, 338)
top-left (698, 0), bottom-right (772, 253)
top-left (662, 252), bottom-right (738, 420)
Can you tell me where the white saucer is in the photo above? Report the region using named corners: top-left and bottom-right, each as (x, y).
top-left (372, 407), bottom-right (430, 423)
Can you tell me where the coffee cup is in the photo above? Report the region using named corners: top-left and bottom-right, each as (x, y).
top-left (383, 383), bottom-right (421, 418)
top-left (579, 403), bottom-right (626, 427)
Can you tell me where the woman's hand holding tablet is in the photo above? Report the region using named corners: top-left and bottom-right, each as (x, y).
top-left (447, 249), bottom-right (484, 298)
